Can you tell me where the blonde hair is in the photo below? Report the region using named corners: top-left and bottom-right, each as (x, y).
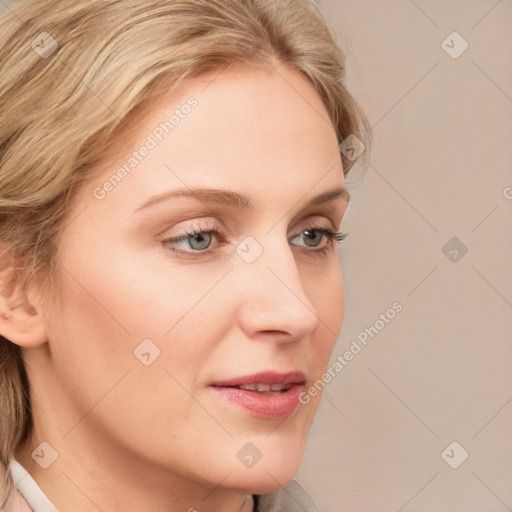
top-left (0, 0), bottom-right (371, 504)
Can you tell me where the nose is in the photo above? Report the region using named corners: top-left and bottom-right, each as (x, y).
top-left (234, 236), bottom-right (320, 344)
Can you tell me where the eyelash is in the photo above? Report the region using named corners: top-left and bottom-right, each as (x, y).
top-left (162, 221), bottom-right (347, 259)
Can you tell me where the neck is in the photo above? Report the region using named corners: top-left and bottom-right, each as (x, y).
top-left (12, 363), bottom-right (257, 512)
top-left (15, 435), bottom-right (254, 512)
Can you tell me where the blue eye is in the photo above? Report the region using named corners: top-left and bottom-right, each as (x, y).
top-left (162, 224), bottom-right (346, 257)
top-left (178, 230), bottom-right (213, 251)
top-left (291, 228), bottom-right (346, 249)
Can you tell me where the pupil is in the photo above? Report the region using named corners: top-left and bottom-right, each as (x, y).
top-left (304, 230), bottom-right (321, 247)
top-left (190, 233), bottom-right (210, 250)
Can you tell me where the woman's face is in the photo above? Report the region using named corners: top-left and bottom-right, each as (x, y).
top-left (35, 62), bottom-right (348, 493)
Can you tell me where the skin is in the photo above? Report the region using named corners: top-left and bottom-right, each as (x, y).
top-left (7, 60), bottom-right (349, 512)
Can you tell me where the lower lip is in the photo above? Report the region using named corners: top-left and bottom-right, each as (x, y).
top-left (209, 384), bottom-right (305, 420)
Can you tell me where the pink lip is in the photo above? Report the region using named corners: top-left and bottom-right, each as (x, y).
top-left (209, 371), bottom-right (306, 420)
top-left (210, 370), bottom-right (306, 387)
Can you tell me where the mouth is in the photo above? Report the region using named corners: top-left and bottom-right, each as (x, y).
top-left (208, 371), bottom-right (306, 419)
top-left (228, 382), bottom-right (294, 393)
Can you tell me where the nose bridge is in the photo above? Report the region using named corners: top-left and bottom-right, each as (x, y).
top-left (234, 232), bottom-right (319, 339)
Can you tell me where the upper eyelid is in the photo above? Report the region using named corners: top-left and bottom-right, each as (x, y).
top-left (164, 223), bottom-right (338, 247)
top-left (163, 213), bottom-right (338, 237)
top-left (151, 198), bottom-right (344, 228)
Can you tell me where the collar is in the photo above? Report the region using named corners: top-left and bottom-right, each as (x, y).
top-left (9, 459), bottom-right (58, 512)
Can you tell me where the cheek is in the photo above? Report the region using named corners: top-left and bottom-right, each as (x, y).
top-left (303, 256), bottom-right (345, 348)
top-left (47, 250), bottom-right (234, 408)
top-left (45, 254), bottom-right (239, 467)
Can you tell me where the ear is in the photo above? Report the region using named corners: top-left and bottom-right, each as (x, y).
top-left (0, 249), bottom-right (47, 348)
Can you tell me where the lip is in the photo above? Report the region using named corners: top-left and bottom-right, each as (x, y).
top-left (209, 371), bottom-right (306, 420)
top-left (210, 370), bottom-right (306, 388)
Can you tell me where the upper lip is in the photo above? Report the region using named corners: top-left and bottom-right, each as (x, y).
top-left (210, 371), bottom-right (306, 387)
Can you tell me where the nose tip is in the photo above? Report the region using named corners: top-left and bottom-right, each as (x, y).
top-left (236, 262), bottom-right (320, 343)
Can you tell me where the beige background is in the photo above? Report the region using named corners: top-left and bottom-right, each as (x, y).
top-left (297, 1), bottom-right (512, 511)
top-left (1, 0), bottom-right (511, 510)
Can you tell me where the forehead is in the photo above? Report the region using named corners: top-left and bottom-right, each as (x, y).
top-left (82, 61), bottom-right (345, 213)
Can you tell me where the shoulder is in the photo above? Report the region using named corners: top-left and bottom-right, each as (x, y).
top-left (1, 486), bottom-right (34, 512)
top-left (0, 461), bottom-right (33, 512)
top-left (254, 480), bottom-right (319, 512)
top-left (1, 459), bottom-right (51, 512)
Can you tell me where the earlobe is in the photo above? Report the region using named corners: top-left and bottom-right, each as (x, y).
top-left (0, 259), bottom-right (48, 348)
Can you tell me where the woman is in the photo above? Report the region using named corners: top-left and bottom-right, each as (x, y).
top-left (0, 0), bottom-right (371, 510)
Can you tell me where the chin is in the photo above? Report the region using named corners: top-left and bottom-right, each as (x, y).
top-left (226, 466), bottom-right (301, 495)
top-left (219, 441), bottom-right (306, 495)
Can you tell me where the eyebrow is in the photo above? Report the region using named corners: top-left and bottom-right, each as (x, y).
top-left (134, 186), bottom-right (350, 213)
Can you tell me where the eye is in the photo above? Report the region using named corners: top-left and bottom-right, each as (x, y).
top-left (293, 229), bottom-right (325, 248)
top-left (290, 228), bottom-right (346, 251)
top-left (177, 230), bottom-right (213, 251)
top-left (162, 221), bottom-right (222, 255)
top-left (161, 221), bottom-right (347, 258)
